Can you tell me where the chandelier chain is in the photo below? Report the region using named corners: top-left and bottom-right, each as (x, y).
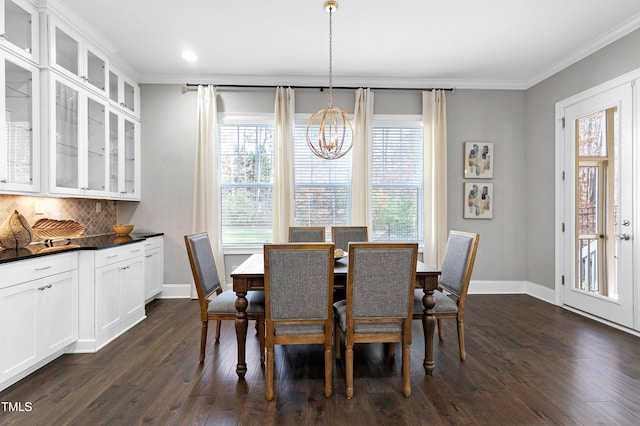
top-left (328, 6), bottom-right (333, 107)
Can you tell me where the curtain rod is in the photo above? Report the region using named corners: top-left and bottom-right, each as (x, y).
top-left (184, 83), bottom-right (454, 92)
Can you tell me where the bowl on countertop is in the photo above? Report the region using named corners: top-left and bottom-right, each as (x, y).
top-left (113, 224), bottom-right (134, 236)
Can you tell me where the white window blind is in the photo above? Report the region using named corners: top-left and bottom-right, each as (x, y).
top-left (293, 124), bottom-right (352, 236)
top-left (371, 124), bottom-right (423, 243)
top-left (219, 122), bottom-right (274, 244)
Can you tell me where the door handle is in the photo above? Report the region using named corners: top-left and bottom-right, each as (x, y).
top-left (618, 233), bottom-right (631, 241)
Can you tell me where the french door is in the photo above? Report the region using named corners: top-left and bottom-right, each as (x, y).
top-left (560, 82), bottom-right (635, 328)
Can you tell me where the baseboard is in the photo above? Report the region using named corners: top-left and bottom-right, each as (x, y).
top-left (468, 280), bottom-right (555, 304)
top-left (158, 283), bottom-right (191, 299)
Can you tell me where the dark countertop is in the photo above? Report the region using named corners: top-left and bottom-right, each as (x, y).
top-left (0, 232), bottom-right (164, 265)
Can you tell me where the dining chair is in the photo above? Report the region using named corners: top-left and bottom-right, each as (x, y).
top-left (413, 230), bottom-right (479, 361)
top-left (331, 226), bottom-right (368, 252)
top-left (184, 232), bottom-right (265, 364)
top-left (288, 226), bottom-right (326, 242)
top-left (263, 243), bottom-right (335, 401)
top-left (333, 242), bottom-right (418, 399)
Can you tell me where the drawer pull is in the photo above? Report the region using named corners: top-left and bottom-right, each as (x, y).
top-left (37, 284), bottom-right (53, 291)
top-left (107, 254), bottom-right (118, 259)
top-left (35, 266), bottom-right (53, 271)
top-left (131, 249), bottom-right (141, 253)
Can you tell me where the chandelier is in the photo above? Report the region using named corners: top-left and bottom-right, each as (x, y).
top-left (306, 1), bottom-right (354, 160)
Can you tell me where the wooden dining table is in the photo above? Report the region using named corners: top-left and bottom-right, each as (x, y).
top-left (230, 253), bottom-right (441, 379)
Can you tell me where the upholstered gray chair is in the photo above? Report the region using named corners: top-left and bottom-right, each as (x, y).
top-left (333, 242), bottom-right (418, 399)
top-left (413, 230), bottom-right (479, 361)
top-left (264, 243), bottom-right (335, 401)
top-left (184, 233), bottom-right (265, 364)
top-left (288, 226), bottom-right (326, 242)
top-left (331, 226), bottom-right (368, 252)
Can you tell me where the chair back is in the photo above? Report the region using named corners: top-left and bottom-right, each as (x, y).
top-left (348, 242), bottom-right (418, 324)
top-left (264, 243), bottom-right (335, 331)
top-left (439, 231), bottom-right (480, 304)
top-left (331, 226), bottom-right (368, 252)
top-left (184, 233), bottom-right (223, 304)
top-left (288, 227), bottom-right (326, 242)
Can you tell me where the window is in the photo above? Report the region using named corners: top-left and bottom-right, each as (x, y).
top-left (219, 117), bottom-right (274, 245)
top-left (371, 117), bottom-right (423, 243)
top-left (293, 122), bottom-right (352, 233)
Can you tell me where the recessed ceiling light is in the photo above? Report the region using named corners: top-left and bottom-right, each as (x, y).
top-left (181, 51), bottom-right (198, 62)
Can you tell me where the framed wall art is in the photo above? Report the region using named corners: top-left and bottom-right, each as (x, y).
top-left (464, 182), bottom-right (493, 219)
top-left (464, 142), bottom-right (493, 178)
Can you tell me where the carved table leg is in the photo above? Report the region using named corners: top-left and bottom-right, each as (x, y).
top-left (422, 288), bottom-right (436, 375)
top-left (235, 291), bottom-right (249, 378)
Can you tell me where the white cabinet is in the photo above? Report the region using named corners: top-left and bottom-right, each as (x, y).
top-left (109, 108), bottom-right (140, 200)
top-left (49, 16), bottom-right (108, 97)
top-left (0, 252), bottom-right (78, 391)
top-left (0, 0), bottom-right (39, 63)
top-left (0, 51), bottom-right (40, 193)
top-left (49, 74), bottom-right (113, 198)
top-left (109, 66), bottom-right (140, 119)
top-left (75, 242), bottom-right (146, 352)
top-left (144, 236), bottom-right (163, 302)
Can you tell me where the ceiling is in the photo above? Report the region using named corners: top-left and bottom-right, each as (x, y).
top-left (56, 0), bottom-right (640, 90)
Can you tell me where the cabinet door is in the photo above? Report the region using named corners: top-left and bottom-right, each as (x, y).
top-left (37, 270), bottom-right (78, 357)
top-left (108, 67), bottom-right (140, 118)
top-left (121, 116), bottom-right (139, 198)
top-left (122, 257), bottom-right (144, 318)
top-left (95, 263), bottom-right (122, 336)
top-left (85, 94), bottom-right (108, 194)
top-left (0, 281), bottom-right (37, 381)
top-left (51, 76), bottom-right (80, 193)
top-left (0, 0), bottom-right (39, 62)
top-left (144, 249), bottom-right (162, 301)
top-left (0, 53), bottom-right (40, 193)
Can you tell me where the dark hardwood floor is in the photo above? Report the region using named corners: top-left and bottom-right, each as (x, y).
top-left (2, 295), bottom-right (640, 425)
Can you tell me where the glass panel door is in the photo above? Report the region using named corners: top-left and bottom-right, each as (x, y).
top-left (86, 96), bottom-right (106, 192)
top-left (4, 59), bottom-right (32, 186)
top-left (109, 111), bottom-right (118, 193)
top-left (123, 118), bottom-right (135, 195)
top-left (55, 80), bottom-right (79, 189)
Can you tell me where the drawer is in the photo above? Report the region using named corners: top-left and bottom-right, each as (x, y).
top-left (143, 236), bottom-right (162, 251)
top-left (0, 252), bottom-right (78, 289)
top-left (95, 242), bottom-right (144, 268)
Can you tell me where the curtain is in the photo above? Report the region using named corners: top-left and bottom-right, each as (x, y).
top-left (273, 87), bottom-right (295, 243)
top-left (422, 90), bottom-right (448, 267)
top-left (192, 85), bottom-right (226, 293)
top-left (351, 88), bottom-right (373, 227)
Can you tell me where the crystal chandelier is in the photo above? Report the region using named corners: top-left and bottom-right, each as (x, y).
top-left (306, 1), bottom-right (354, 160)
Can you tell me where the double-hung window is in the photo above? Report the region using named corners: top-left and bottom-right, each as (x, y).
top-left (371, 116), bottom-right (423, 243)
top-left (219, 115), bottom-right (274, 245)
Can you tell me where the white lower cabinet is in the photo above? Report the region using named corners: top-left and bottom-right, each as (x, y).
top-left (0, 253), bottom-right (78, 391)
top-left (75, 241), bottom-right (146, 352)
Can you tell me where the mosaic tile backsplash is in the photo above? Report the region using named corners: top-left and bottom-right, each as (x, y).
top-left (0, 195), bottom-right (118, 238)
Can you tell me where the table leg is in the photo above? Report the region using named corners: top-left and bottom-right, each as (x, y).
top-left (235, 291), bottom-right (249, 378)
top-left (421, 288), bottom-right (436, 375)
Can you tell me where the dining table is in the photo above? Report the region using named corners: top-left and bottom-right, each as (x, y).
top-left (230, 253), bottom-right (441, 379)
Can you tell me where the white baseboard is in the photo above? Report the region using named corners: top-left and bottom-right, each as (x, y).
top-left (159, 283), bottom-right (192, 299)
top-left (468, 280), bottom-right (555, 304)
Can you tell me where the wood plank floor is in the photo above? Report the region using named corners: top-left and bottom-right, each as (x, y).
top-left (2, 295), bottom-right (640, 425)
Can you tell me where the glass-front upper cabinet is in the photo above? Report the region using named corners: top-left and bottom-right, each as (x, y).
top-left (122, 116), bottom-right (138, 197)
top-left (51, 74), bottom-right (109, 197)
top-left (50, 17), bottom-right (108, 97)
top-left (109, 110), bottom-right (139, 200)
top-left (109, 66), bottom-right (140, 119)
top-left (0, 53), bottom-right (39, 193)
top-left (0, 0), bottom-right (39, 63)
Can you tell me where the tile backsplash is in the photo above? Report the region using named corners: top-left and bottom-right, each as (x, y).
top-left (0, 195), bottom-right (117, 237)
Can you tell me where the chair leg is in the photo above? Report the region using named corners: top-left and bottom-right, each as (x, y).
top-left (457, 319), bottom-right (466, 361)
top-left (345, 344), bottom-right (354, 399)
top-left (389, 342), bottom-right (396, 359)
top-left (258, 318), bottom-right (266, 364)
top-left (402, 342), bottom-right (411, 397)
top-left (334, 321), bottom-right (341, 360)
top-left (437, 318), bottom-right (444, 341)
top-left (324, 343), bottom-right (333, 398)
top-left (266, 346), bottom-right (275, 401)
top-left (215, 319), bottom-right (222, 343)
top-left (199, 321), bottom-right (208, 363)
